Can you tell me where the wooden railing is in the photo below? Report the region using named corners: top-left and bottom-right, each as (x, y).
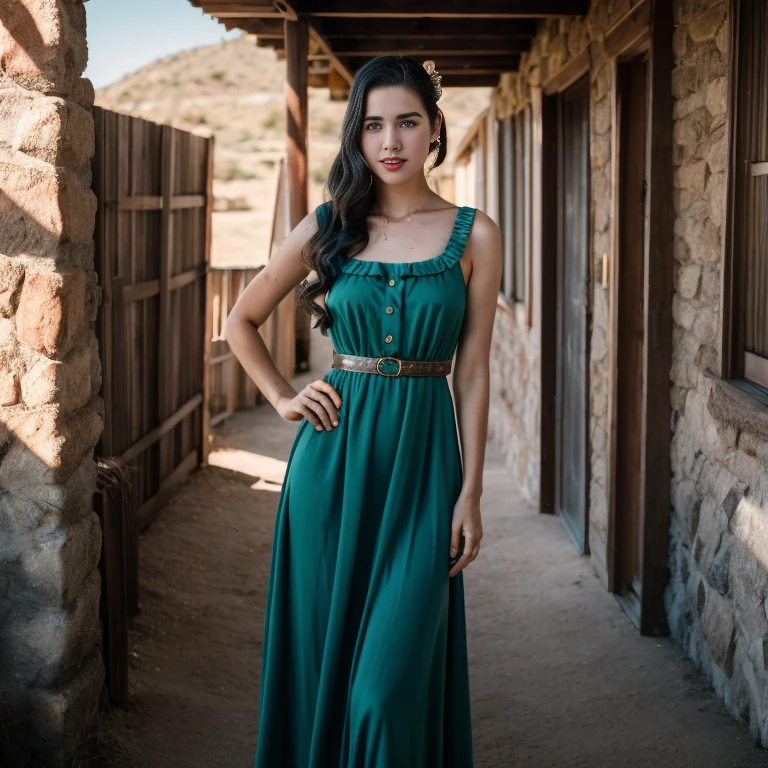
top-left (207, 157), bottom-right (298, 427)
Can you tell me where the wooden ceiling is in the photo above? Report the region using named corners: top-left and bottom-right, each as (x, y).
top-left (188, 1), bottom-right (590, 90)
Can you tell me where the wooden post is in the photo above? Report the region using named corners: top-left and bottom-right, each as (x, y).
top-left (201, 135), bottom-right (214, 466)
top-left (640, 0), bottom-right (674, 635)
top-left (285, 16), bottom-right (311, 372)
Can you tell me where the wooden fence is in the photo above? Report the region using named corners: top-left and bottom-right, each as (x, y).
top-left (92, 108), bottom-right (213, 702)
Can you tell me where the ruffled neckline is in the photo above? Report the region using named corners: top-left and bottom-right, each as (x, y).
top-left (337, 205), bottom-right (476, 278)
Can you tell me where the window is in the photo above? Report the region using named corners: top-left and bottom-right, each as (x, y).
top-left (497, 106), bottom-right (532, 304)
top-left (731, 1), bottom-right (768, 388)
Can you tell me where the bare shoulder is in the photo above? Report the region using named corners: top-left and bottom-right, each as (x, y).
top-left (466, 208), bottom-right (502, 266)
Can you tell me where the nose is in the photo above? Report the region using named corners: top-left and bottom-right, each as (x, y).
top-left (382, 125), bottom-right (401, 151)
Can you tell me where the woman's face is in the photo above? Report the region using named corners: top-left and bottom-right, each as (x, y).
top-left (359, 85), bottom-right (441, 186)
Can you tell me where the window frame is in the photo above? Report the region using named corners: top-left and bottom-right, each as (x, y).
top-left (723, 0), bottom-right (768, 392)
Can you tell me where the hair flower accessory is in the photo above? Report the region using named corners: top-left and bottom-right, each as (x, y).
top-left (422, 59), bottom-right (443, 100)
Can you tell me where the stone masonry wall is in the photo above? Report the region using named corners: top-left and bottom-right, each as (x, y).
top-left (0, 1), bottom-right (104, 764)
top-left (664, 0), bottom-right (768, 746)
top-left (488, 302), bottom-right (540, 504)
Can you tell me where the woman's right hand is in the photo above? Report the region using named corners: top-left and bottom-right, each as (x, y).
top-left (277, 380), bottom-right (342, 431)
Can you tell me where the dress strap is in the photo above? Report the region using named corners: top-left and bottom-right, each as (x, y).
top-left (442, 206), bottom-right (477, 268)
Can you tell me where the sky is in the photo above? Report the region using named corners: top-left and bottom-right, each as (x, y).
top-left (83, 0), bottom-right (241, 89)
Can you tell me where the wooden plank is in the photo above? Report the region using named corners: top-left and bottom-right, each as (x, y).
top-left (115, 393), bottom-right (203, 467)
top-left (751, 161), bottom-right (768, 177)
top-left (202, 135), bottom-right (215, 465)
top-left (308, 27), bottom-right (354, 85)
top-left (604, 0), bottom-right (650, 60)
top-left (538, 92), bottom-right (558, 515)
top-left (135, 449), bottom-right (198, 532)
top-left (202, 0), bottom-right (589, 17)
top-left (95, 486), bottom-right (129, 704)
top-left (542, 46), bottom-right (590, 95)
top-left (114, 194), bottom-right (206, 211)
top-left (158, 126), bottom-right (176, 483)
top-left (639, 0), bottom-right (674, 636)
top-left (314, 16), bottom-right (537, 37)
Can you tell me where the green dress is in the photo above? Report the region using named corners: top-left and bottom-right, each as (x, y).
top-left (255, 202), bottom-right (476, 768)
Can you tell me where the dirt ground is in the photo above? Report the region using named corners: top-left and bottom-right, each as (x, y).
top-left (82, 329), bottom-right (768, 768)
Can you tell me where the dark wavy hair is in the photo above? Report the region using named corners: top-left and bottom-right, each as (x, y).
top-left (297, 55), bottom-right (448, 335)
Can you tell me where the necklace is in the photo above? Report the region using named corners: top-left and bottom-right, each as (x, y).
top-left (378, 200), bottom-right (426, 241)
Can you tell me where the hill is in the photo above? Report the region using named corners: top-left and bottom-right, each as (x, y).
top-left (95, 35), bottom-right (491, 267)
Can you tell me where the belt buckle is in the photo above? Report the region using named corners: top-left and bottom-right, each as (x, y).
top-left (375, 356), bottom-right (402, 377)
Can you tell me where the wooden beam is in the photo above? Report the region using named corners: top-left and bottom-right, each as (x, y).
top-left (308, 26), bottom-right (354, 84)
top-left (285, 17), bottom-right (311, 370)
top-left (542, 46), bottom-right (590, 94)
top-left (604, 0), bottom-right (650, 60)
top-left (296, 0), bottom-right (589, 17)
top-left (639, 0), bottom-right (674, 636)
top-left (312, 17), bottom-right (538, 37)
top-left (310, 38), bottom-right (530, 54)
top-left (198, 2), bottom-right (285, 18)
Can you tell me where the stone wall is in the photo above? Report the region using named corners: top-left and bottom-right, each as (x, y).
top-left (488, 301), bottom-right (540, 504)
top-left (0, 0), bottom-right (104, 764)
top-left (664, 0), bottom-right (768, 746)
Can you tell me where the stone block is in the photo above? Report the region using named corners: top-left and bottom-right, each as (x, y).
top-left (673, 295), bottom-right (696, 330)
top-left (673, 24), bottom-right (690, 61)
top-left (2, 568), bottom-right (101, 686)
top-left (675, 0), bottom-right (722, 25)
top-left (0, 368), bottom-right (20, 406)
top-left (28, 648), bottom-right (104, 766)
top-left (701, 584), bottom-right (734, 664)
top-left (675, 161), bottom-right (709, 195)
top-left (673, 108), bottom-right (711, 163)
top-left (672, 65), bottom-right (697, 99)
top-left (730, 539), bottom-right (768, 641)
top-left (677, 262), bottom-right (702, 299)
top-left (0, 160), bottom-right (97, 257)
top-left (0, 0), bottom-right (88, 96)
top-left (12, 97), bottom-right (95, 167)
top-left (693, 306), bottom-right (718, 344)
top-left (1, 451), bottom-right (97, 530)
top-left (0, 397), bottom-right (102, 486)
top-left (0, 259), bottom-right (24, 318)
top-left (689, 3), bottom-right (727, 43)
top-left (705, 171), bottom-right (726, 229)
top-left (20, 511), bottom-right (101, 606)
top-left (705, 76), bottom-right (727, 118)
top-left (21, 337), bottom-right (94, 411)
top-left (16, 269), bottom-right (86, 359)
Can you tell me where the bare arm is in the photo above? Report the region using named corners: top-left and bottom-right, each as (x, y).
top-left (449, 209), bottom-right (503, 576)
top-left (225, 208), bottom-right (342, 431)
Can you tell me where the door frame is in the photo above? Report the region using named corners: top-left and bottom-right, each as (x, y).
top-left (605, 0), bottom-right (674, 636)
top-left (539, 63), bottom-right (592, 555)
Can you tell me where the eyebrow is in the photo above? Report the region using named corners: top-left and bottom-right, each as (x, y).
top-left (362, 111), bottom-right (423, 121)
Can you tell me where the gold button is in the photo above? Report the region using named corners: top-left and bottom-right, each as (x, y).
top-left (388, 279), bottom-right (396, 287)
top-left (385, 306), bottom-right (394, 314)
top-left (385, 335), bottom-right (393, 344)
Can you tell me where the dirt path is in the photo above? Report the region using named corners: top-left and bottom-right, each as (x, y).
top-left (85, 329), bottom-right (768, 768)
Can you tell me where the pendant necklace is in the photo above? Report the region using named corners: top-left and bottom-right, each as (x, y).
top-left (380, 200), bottom-right (425, 241)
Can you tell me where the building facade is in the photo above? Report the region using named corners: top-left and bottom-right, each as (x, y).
top-left (454, 0), bottom-right (768, 743)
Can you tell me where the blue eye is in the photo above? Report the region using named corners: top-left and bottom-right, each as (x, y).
top-left (402, 120), bottom-right (416, 128)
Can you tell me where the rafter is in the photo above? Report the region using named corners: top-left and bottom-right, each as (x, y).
top-left (311, 38), bottom-right (530, 54)
top-left (311, 17), bottom-right (538, 37)
top-left (199, 0), bottom-right (588, 18)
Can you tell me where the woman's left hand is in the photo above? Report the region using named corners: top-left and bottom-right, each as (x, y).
top-left (448, 491), bottom-right (483, 578)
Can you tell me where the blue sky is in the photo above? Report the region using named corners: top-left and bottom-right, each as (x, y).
top-left (83, 0), bottom-right (240, 89)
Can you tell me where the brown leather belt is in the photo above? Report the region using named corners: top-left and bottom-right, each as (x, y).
top-left (331, 351), bottom-right (452, 378)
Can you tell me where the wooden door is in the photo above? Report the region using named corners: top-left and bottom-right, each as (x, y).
top-left (613, 54), bottom-right (649, 623)
top-left (555, 75), bottom-right (591, 554)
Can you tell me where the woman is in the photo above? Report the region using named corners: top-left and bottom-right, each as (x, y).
top-left (226, 55), bottom-right (502, 768)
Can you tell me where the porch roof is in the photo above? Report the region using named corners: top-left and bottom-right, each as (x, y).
top-left (187, 1), bottom-right (589, 89)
